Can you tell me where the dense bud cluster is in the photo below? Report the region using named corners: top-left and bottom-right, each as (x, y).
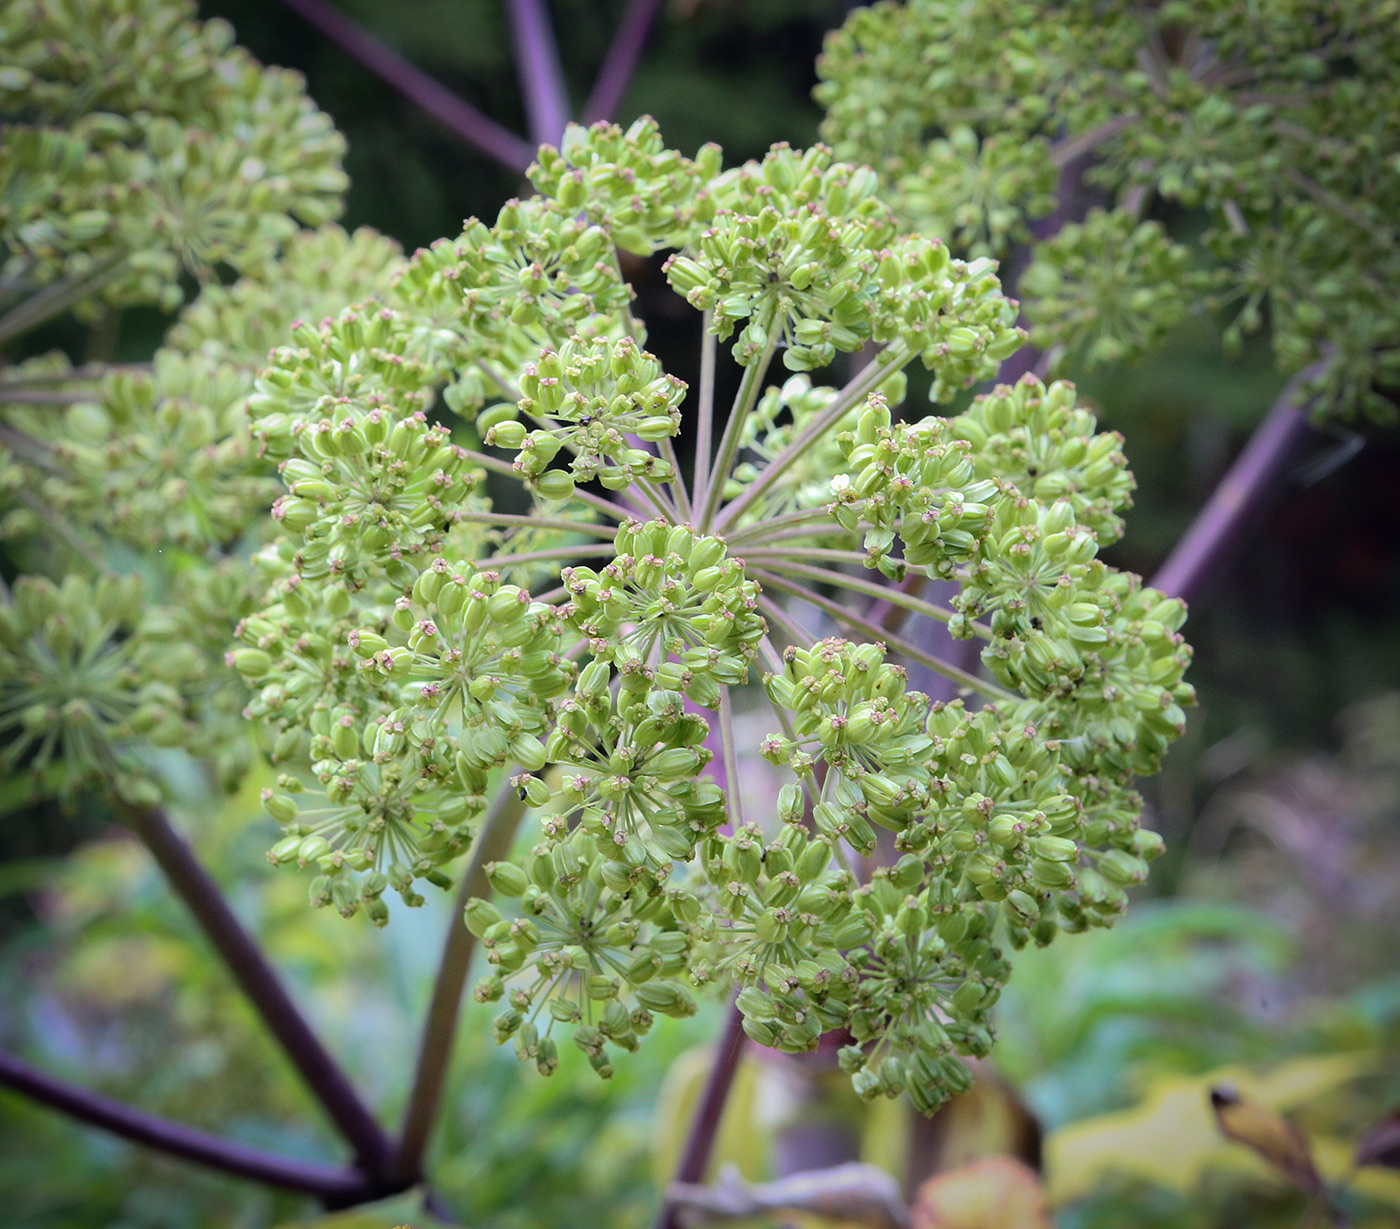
top-left (818, 0), bottom-right (1400, 420)
top-left (3, 73), bottom-right (1194, 1116)
top-left (664, 142), bottom-right (1022, 380)
top-left (559, 520), bottom-right (764, 707)
top-left (481, 335), bottom-right (685, 496)
top-left (0, 573), bottom-right (197, 802)
top-left (529, 116), bottom-right (720, 257)
top-left (1018, 210), bottom-right (1206, 367)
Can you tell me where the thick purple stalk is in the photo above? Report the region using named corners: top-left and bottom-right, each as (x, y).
top-left (1151, 365), bottom-right (1322, 603)
top-left (274, 0), bottom-right (536, 173)
top-left (651, 999), bottom-right (748, 1229)
top-left (506, 0), bottom-right (572, 147)
top-left (392, 787), bottom-right (526, 1185)
top-left (0, 1050), bottom-right (368, 1204)
top-left (120, 804), bottom-right (394, 1178)
top-left (582, 0), bottom-right (663, 124)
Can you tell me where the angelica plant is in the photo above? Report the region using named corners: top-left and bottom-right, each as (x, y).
top-left (0, 10), bottom-right (1196, 1215)
top-left (221, 117), bottom-right (1193, 1116)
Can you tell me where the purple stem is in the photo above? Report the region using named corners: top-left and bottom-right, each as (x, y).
top-left (0, 1049), bottom-right (368, 1204)
top-left (120, 804), bottom-right (394, 1178)
top-left (1151, 364), bottom-right (1322, 604)
top-left (506, 0), bottom-right (572, 148)
top-left (582, 0), bottom-right (663, 124)
top-left (274, 0), bottom-right (536, 173)
top-left (651, 999), bottom-right (747, 1229)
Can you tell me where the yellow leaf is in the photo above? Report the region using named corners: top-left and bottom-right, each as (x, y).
top-left (1046, 1052), bottom-right (1373, 1205)
top-left (912, 1157), bottom-right (1053, 1229)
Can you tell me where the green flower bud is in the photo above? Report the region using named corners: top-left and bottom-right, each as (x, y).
top-left (486, 861), bottom-right (530, 897)
top-left (464, 897), bottom-right (503, 937)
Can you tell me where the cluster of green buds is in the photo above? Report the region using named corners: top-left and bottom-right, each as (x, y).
top-left (818, 0), bottom-right (1400, 420)
top-left (481, 335), bottom-right (685, 496)
top-left (202, 115), bottom-right (1193, 1106)
top-left (892, 127), bottom-right (1059, 259)
top-left (0, 7), bottom-right (416, 821)
top-left (762, 639), bottom-right (936, 848)
top-left (558, 520), bottom-right (764, 706)
top-left (0, 573), bottom-right (200, 802)
top-left (1018, 209), bottom-right (1205, 367)
top-left (527, 116), bottom-right (720, 256)
top-left (953, 375), bottom-right (1135, 545)
top-left (469, 849), bottom-right (699, 1079)
top-left (660, 142), bottom-right (1025, 378)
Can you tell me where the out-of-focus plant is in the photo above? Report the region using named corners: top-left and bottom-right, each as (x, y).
top-left (815, 0), bottom-right (1400, 422)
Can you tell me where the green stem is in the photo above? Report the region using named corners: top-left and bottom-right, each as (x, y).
top-left (717, 686), bottom-right (744, 830)
top-left (476, 359), bottom-right (523, 403)
top-left (17, 490), bottom-right (111, 574)
top-left (750, 568), bottom-right (1010, 700)
top-left (690, 313), bottom-right (717, 516)
top-left (0, 423), bottom-right (62, 473)
top-left (0, 362), bottom-right (137, 388)
top-left (755, 598), bottom-right (811, 663)
top-left (714, 344), bottom-right (909, 535)
top-left (741, 556), bottom-right (990, 638)
top-left (476, 543), bottom-right (610, 570)
top-left (458, 449), bottom-right (655, 527)
top-left (735, 546), bottom-right (872, 567)
top-left (455, 510), bottom-right (620, 539)
top-left (726, 506), bottom-right (845, 547)
top-left (0, 388), bottom-right (94, 405)
top-left (696, 320), bottom-right (779, 533)
top-left (630, 473), bottom-right (679, 521)
top-left (655, 436), bottom-right (691, 521)
top-left (612, 252), bottom-right (642, 344)
top-left (393, 782), bottom-right (527, 1184)
top-left (0, 254), bottom-right (126, 349)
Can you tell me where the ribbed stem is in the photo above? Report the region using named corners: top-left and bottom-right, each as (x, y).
top-left (1151, 363), bottom-right (1323, 604)
top-left (750, 569), bottom-right (1011, 701)
top-left (714, 345), bottom-right (907, 535)
top-left (118, 804), bottom-right (393, 1178)
top-left (0, 1050), bottom-right (369, 1205)
top-left (650, 999), bottom-right (747, 1229)
top-left (582, 0), bottom-right (663, 123)
top-left (506, 0), bottom-right (571, 147)
top-left (274, 0), bottom-right (534, 172)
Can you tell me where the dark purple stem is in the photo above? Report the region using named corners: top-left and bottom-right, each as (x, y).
top-left (582, 0), bottom-right (663, 124)
top-left (274, 0), bottom-right (536, 173)
top-left (506, 0), bottom-right (572, 148)
top-left (0, 1050), bottom-right (368, 1204)
top-left (1151, 364), bottom-right (1322, 604)
top-left (651, 999), bottom-right (747, 1229)
top-left (120, 804), bottom-right (394, 1179)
